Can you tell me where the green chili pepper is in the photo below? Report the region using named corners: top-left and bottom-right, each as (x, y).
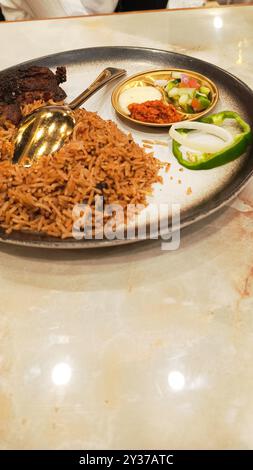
top-left (172, 111), bottom-right (252, 170)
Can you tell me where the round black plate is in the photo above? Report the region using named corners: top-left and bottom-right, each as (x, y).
top-left (0, 46), bottom-right (252, 249)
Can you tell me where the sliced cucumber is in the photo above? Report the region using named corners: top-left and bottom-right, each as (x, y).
top-left (195, 91), bottom-right (207, 99)
top-left (171, 72), bottom-right (182, 79)
top-left (178, 94), bottom-right (189, 106)
top-left (199, 86), bottom-right (211, 96)
top-left (185, 104), bottom-right (194, 114)
top-left (168, 87), bottom-right (179, 98)
top-left (166, 79), bottom-right (181, 92)
top-left (176, 87), bottom-right (195, 97)
top-left (198, 96), bottom-right (211, 109)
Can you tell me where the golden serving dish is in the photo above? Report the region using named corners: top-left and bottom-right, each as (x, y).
top-left (111, 68), bottom-right (219, 128)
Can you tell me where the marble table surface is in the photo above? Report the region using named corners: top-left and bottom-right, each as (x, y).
top-left (0, 5), bottom-right (253, 450)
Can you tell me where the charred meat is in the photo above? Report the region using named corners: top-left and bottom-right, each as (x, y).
top-left (0, 66), bottom-right (67, 125)
top-left (0, 103), bottom-right (22, 127)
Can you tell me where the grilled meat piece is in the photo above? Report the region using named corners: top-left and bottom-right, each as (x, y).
top-left (0, 66), bottom-right (67, 102)
top-left (55, 66), bottom-right (67, 85)
top-left (0, 103), bottom-right (22, 126)
top-left (0, 66), bottom-right (67, 125)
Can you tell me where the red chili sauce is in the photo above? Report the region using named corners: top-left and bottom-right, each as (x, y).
top-left (128, 100), bottom-right (182, 124)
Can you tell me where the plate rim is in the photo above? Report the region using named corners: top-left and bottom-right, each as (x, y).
top-left (2, 44), bottom-right (253, 96)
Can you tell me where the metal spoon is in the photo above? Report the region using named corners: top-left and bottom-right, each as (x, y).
top-left (13, 67), bottom-right (126, 167)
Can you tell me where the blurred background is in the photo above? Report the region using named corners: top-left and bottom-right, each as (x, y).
top-left (0, 1), bottom-right (250, 21)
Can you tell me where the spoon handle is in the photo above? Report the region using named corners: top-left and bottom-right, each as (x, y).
top-left (68, 67), bottom-right (126, 110)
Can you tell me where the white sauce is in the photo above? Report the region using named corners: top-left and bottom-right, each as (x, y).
top-left (119, 86), bottom-right (162, 116)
